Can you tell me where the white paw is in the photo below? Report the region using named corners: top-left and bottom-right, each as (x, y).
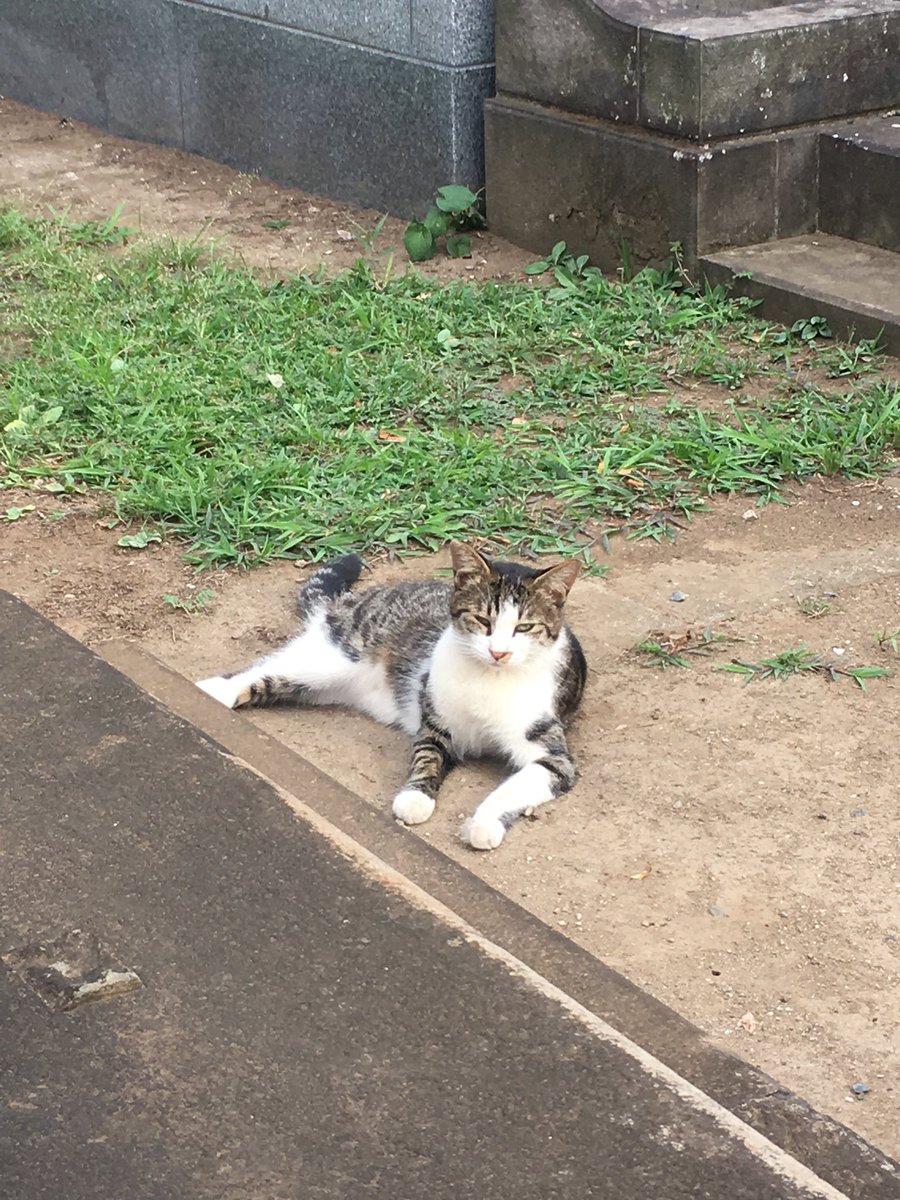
top-left (460, 816), bottom-right (506, 851)
top-left (196, 676), bottom-right (241, 709)
top-left (392, 788), bottom-right (435, 826)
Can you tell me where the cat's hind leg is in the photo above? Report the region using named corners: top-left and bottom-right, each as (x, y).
top-left (196, 667), bottom-right (311, 710)
top-left (197, 619), bottom-right (348, 710)
top-left (460, 718), bottom-right (575, 850)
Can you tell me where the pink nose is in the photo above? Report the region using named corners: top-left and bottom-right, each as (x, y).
top-left (490, 648), bottom-right (510, 662)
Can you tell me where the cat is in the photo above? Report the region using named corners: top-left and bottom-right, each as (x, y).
top-left (196, 542), bottom-right (587, 850)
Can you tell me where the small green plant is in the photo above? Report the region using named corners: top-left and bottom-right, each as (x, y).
top-left (162, 589), bottom-right (215, 615)
top-left (633, 627), bottom-right (731, 669)
top-left (349, 213), bottom-right (389, 253)
top-left (2, 402), bottom-right (64, 440)
top-left (525, 240), bottom-right (602, 294)
top-left (634, 638), bottom-right (689, 669)
top-left (403, 185), bottom-right (484, 262)
top-left (2, 504), bottom-right (35, 521)
top-left (719, 645), bottom-right (892, 690)
top-left (874, 627), bottom-right (900, 653)
top-left (47, 203), bottom-right (133, 246)
top-left (816, 337), bottom-right (882, 378)
top-left (117, 529), bottom-right (162, 549)
top-left (795, 595), bottom-right (831, 618)
top-left (771, 315), bottom-right (833, 347)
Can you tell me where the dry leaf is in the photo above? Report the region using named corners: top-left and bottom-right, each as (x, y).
top-left (738, 1011), bottom-right (757, 1034)
top-left (265, 372), bottom-right (284, 389)
top-left (335, 228), bottom-right (354, 241)
top-left (630, 867), bottom-right (652, 881)
top-left (377, 430), bottom-right (405, 444)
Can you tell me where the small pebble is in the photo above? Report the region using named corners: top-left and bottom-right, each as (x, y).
top-left (851, 1082), bottom-right (871, 1096)
top-left (851, 808), bottom-right (867, 818)
top-left (670, 590), bottom-right (687, 603)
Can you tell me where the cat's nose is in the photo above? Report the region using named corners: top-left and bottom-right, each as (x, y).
top-left (489, 648), bottom-right (511, 662)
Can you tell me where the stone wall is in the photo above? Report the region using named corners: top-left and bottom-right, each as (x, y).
top-left (0, 0), bottom-right (495, 213)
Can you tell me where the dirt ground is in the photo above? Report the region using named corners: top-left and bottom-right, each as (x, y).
top-left (2, 99), bottom-right (899, 1160)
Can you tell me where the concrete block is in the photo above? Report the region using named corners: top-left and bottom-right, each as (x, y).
top-left (0, 0), bottom-right (182, 144)
top-left (702, 235), bottom-right (900, 353)
top-left (411, 0), bottom-right (495, 67)
top-left (485, 96), bottom-right (697, 271)
top-left (485, 95), bottom-right (823, 268)
top-left (265, 1), bottom-right (413, 54)
top-left (642, 7), bottom-right (900, 138)
top-left (819, 118), bottom-right (900, 254)
top-left (175, 4), bottom-right (492, 213)
top-left (495, 0), bottom-right (638, 124)
top-left (773, 133), bottom-right (819, 240)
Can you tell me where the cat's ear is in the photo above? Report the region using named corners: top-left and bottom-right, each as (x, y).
top-left (529, 558), bottom-right (582, 604)
top-left (449, 541), bottom-right (491, 582)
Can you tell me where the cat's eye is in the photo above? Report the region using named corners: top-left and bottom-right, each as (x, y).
top-left (473, 615), bottom-right (492, 631)
top-left (515, 623), bottom-right (535, 633)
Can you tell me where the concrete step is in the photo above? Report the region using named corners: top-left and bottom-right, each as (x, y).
top-left (819, 114), bottom-right (900, 254)
top-left (701, 234), bottom-right (900, 353)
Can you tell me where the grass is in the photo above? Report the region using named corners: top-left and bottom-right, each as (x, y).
top-left (1, 206), bottom-right (899, 566)
top-left (795, 595), bottom-right (831, 619)
top-left (163, 588), bottom-right (215, 615)
top-left (633, 627), bottom-right (731, 669)
top-left (719, 646), bottom-right (892, 690)
top-left (874, 627), bottom-right (900, 653)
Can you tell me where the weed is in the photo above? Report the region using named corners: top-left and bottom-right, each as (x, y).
top-left (348, 213), bottom-right (390, 253)
top-left (795, 595), bottom-right (831, 618)
top-left (117, 529), bottom-right (162, 549)
top-left (634, 638), bottom-right (690, 669)
top-left (404, 186), bottom-right (484, 261)
top-left (525, 240), bottom-right (603, 297)
top-left (874, 628), bottom-right (900, 654)
top-left (719, 646), bottom-right (892, 690)
top-left (771, 315), bottom-right (833, 347)
top-left (163, 588), bottom-right (215, 615)
top-left (813, 337), bottom-right (883, 379)
top-left (2, 504), bottom-right (35, 520)
top-left (633, 627), bottom-right (732, 669)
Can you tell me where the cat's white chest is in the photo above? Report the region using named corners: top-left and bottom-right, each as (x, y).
top-left (426, 630), bottom-right (555, 758)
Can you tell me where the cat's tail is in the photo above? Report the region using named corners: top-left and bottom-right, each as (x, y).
top-left (297, 553), bottom-right (365, 618)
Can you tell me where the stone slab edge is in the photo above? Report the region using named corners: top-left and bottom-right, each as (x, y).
top-left (701, 253), bottom-right (900, 355)
top-left (98, 635), bottom-right (899, 1199)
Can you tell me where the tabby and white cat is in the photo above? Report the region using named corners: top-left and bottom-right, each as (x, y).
top-left (197, 542), bottom-right (587, 850)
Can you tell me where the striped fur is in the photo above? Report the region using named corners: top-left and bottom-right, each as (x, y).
top-left (197, 542), bottom-right (587, 849)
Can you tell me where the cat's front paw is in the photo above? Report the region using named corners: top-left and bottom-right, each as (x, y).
top-left (460, 815), bottom-right (505, 851)
top-left (196, 676), bottom-right (243, 709)
top-left (392, 788), bottom-right (435, 826)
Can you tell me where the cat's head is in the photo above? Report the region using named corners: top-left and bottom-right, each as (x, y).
top-left (448, 541), bottom-right (581, 668)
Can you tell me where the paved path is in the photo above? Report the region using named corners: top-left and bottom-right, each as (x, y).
top-left (1, 591), bottom-right (896, 1199)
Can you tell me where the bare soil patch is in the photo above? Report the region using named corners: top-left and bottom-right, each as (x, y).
top-left (2, 98), bottom-right (899, 1160)
top-left (0, 98), bottom-right (530, 279)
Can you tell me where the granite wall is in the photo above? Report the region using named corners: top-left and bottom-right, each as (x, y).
top-left (0, 0), bottom-right (495, 213)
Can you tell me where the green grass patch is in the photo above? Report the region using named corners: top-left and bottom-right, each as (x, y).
top-left (2, 207), bottom-right (899, 566)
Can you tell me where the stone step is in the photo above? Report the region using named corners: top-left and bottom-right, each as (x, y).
top-left (819, 114), bottom-right (900, 254)
top-left (701, 234), bottom-right (900, 354)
